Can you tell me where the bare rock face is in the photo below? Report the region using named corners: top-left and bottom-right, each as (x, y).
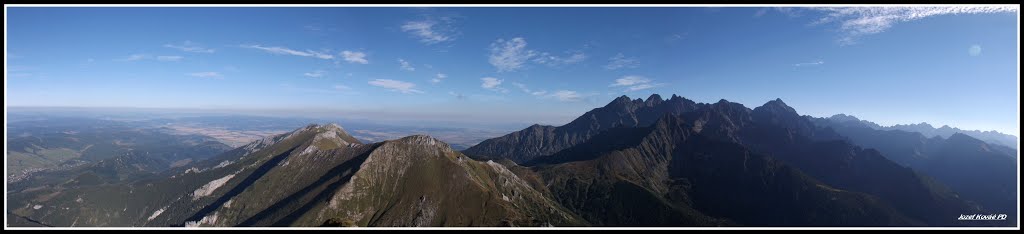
top-left (463, 94), bottom-right (700, 164)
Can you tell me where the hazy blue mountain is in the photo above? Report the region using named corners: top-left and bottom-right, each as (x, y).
top-left (811, 115), bottom-right (1018, 218)
top-left (825, 114), bottom-right (1017, 149)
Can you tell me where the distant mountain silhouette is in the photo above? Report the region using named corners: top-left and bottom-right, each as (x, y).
top-left (811, 115), bottom-right (1018, 218)
top-left (825, 114), bottom-right (1017, 149)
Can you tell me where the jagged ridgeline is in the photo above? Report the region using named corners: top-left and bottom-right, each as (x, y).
top-left (8, 124), bottom-right (585, 227)
top-left (7, 94), bottom-right (1016, 227)
top-left (463, 94), bottom-right (1014, 227)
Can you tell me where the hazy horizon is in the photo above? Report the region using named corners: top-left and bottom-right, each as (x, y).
top-left (6, 92), bottom-right (1019, 137)
top-left (6, 6), bottom-right (1020, 135)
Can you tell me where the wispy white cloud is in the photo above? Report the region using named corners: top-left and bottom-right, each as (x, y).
top-left (625, 84), bottom-right (658, 92)
top-left (503, 81), bottom-right (552, 96)
top-left (547, 90), bottom-right (583, 102)
top-left (488, 37), bottom-right (591, 72)
top-left (489, 37), bottom-right (538, 72)
top-left (119, 54), bottom-right (150, 61)
top-left (241, 44), bottom-right (334, 59)
top-left (510, 82), bottom-right (531, 93)
top-left (610, 75), bottom-right (662, 92)
top-left (280, 83), bottom-right (357, 95)
top-left (398, 59), bottom-right (415, 71)
top-left (11, 73), bottom-right (34, 78)
top-left (304, 70), bottom-right (327, 78)
top-left (968, 44), bottom-right (982, 56)
top-left (9, 65), bottom-right (36, 77)
top-left (341, 51), bottom-right (369, 64)
top-left (8, 66), bottom-right (43, 78)
top-left (481, 77), bottom-right (503, 89)
top-left (156, 55), bottom-right (184, 62)
top-left (665, 33), bottom-right (687, 43)
top-left (164, 41), bottom-right (215, 53)
top-left (809, 6), bottom-right (1018, 45)
top-left (775, 7), bottom-right (803, 18)
top-left (118, 54), bottom-right (183, 62)
top-left (304, 25), bottom-right (322, 31)
top-left (480, 77), bottom-right (508, 93)
top-left (533, 51), bottom-right (587, 67)
top-left (368, 79), bottom-right (423, 94)
top-left (604, 53), bottom-right (639, 70)
top-left (401, 18), bottom-right (457, 44)
top-left (610, 75), bottom-right (650, 87)
top-left (754, 7), bottom-right (803, 18)
top-left (432, 73), bottom-right (447, 83)
top-left (304, 24), bottom-right (339, 32)
top-left (448, 91), bottom-right (466, 100)
top-left (334, 84), bottom-right (352, 91)
top-left (754, 8), bottom-right (770, 17)
top-left (188, 72), bottom-right (223, 79)
top-left (508, 82), bottom-right (553, 97)
top-left (793, 60), bottom-right (825, 67)
top-left (504, 79), bottom-right (587, 101)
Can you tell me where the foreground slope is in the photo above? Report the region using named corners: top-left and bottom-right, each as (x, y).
top-left (8, 124), bottom-right (584, 227)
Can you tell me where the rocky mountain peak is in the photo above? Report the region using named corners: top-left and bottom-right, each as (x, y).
top-left (947, 132), bottom-right (984, 144)
top-left (829, 114), bottom-right (862, 122)
top-left (709, 99), bottom-right (748, 112)
top-left (612, 95), bottom-right (632, 103)
top-left (755, 98), bottom-right (797, 115)
top-left (645, 94), bottom-right (664, 105)
top-left (393, 135), bottom-right (451, 149)
top-left (311, 123), bottom-right (361, 145)
top-left (906, 122), bottom-right (934, 128)
top-left (324, 123), bottom-right (345, 132)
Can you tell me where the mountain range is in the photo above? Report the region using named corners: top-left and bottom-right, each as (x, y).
top-left (7, 94), bottom-right (1017, 227)
top-left (811, 114), bottom-right (1018, 216)
top-left (826, 114), bottom-right (1017, 149)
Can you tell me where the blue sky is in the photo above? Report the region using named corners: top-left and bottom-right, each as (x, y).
top-left (5, 6), bottom-right (1020, 135)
